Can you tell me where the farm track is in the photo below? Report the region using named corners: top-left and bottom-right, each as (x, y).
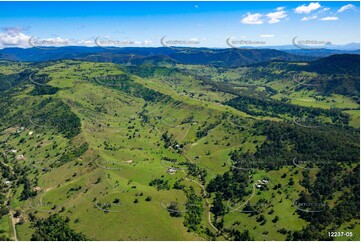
top-left (9, 210), bottom-right (18, 241)
top-left (182, 172), bottom-right (219, 233)
top-left (229, 183), bottom-right (257, 212)
top-left (1, 152), bottom-right (18, 241)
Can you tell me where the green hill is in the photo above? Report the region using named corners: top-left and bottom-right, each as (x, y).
top-left (0, 58), bottom-right (359, 241)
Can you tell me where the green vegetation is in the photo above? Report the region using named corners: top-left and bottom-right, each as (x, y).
top-left (0, 54), bottom-right (359, 241)
top-left (31, 214), bottom-right (88, 240)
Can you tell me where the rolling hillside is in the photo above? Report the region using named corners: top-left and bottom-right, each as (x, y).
top-left (0, 53), bottom-right (359, 241)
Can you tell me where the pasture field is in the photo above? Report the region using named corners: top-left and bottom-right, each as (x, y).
top-left (0, 59), bottom-right (359, 241)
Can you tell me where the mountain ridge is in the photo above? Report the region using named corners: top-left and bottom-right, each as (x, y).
top-left (0, 47), bottom-right (316, 66)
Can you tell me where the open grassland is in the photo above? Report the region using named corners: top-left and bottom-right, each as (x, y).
top-left (0, 59), bottom-right (359, 241)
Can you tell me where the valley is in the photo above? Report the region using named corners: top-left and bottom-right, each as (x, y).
top-left (0, 50), bottom-right (359, 241)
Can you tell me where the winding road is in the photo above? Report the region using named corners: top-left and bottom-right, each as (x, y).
top-left (183, 175), bottom-right (219, 233)
top-left (228, 183), bottom-right (257, 212)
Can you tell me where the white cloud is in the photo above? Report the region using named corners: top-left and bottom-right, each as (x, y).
top-left (295, 2), bottom-right (321, 14)
top-left (321, 16), bottom-right (338, 21)
top-left (260, 34), bottom-right (274, 38)
top-left (143, 40), bottom-right (153, 45)
top-left (301, 15), bottom-right (318, 21)
top-left (323, 7), bottom-right (330, 12)
top-left (337, 4), bottom-right (356, 13)
top-left (77, 40), bottom-right (95, 46)
top-left (44, 37), bottom-right (68, 42)
top-left (241, 12), bottom-right (263, 24)
top-left (189, 38), bottom-right (199, 42)
top-left (0, 30), bottom-right (30, 48)
top-left (266, 10), bottom-right (287, 24)
top-left (276, 7), bottom-right (285, 11)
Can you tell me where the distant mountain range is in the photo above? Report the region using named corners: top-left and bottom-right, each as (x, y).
top-left (0, 46), bottom-right (359, 67)
top-left (282, 49), bottom-right (359, 57)
top-left (259, 42), bottom-right (360, 51)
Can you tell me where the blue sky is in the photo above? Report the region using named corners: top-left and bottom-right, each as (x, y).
top-left (0, 1), bottom-right (359, 48)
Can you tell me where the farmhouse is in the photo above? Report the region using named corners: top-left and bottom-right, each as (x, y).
top-left (16, 154), bottom-right (25, 160)
top-left (167, 167), bottom-right (177, 174)
top-left (33, 186), bottom-right (42, 192)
